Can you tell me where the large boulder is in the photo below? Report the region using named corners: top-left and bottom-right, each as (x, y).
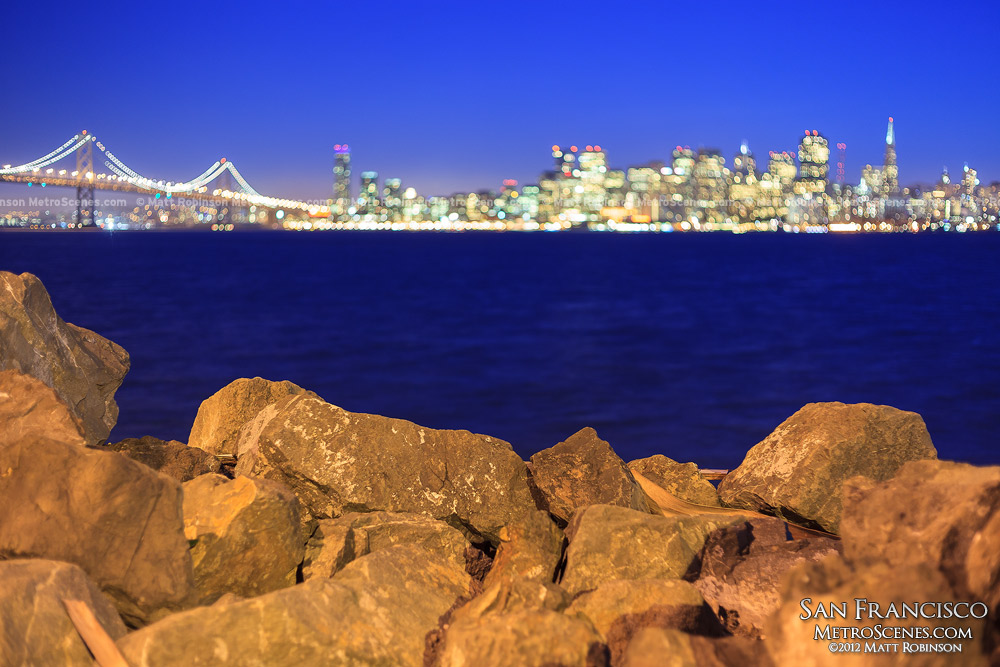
top-left (560, 505), bottom-right (741, 595)
top-left (187, 376), bottom-right (316, 456)
top-left (694, 518), bottom-right (840, 637)
top-left (302, 510), bottom-right (470, 580)
top-left (767, 555), bottom-right (990, 666)
top-left (621, 628), bottom-right (773, 667)
top-left (107, 435), bottom-right (220, 482)
top-left (0, 369), bottom-right (85, 446)
top-left (0, 559), bottom-right (127, 666)
top-left (238, 394), bottom-right (537, 544)
top-left (629, 454), bottom-right (721, 506)
top-left (438, 608), bottom-right (608, 667)
top-left (483, 509), bottom-right (564, 587)
top-left (841, 460), bottom-right (1000, 637)
top-left (0, 436), bottom-right (194, 625)
top-left (718, 402), bottom-right (937, 533)
top-left (567, 578), bottom-right (724, 664)
top-left (0, 271), bottom-right (129, 445)
top-left (529, 427), bottom-right (651, 524)
top-left (119, 545), bottom-right (471, 666)
top-left (182, 474), bottom-right (304, 603)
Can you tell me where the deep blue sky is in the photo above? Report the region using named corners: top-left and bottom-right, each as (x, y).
top-left (2, 1), bottom-right (998, 200)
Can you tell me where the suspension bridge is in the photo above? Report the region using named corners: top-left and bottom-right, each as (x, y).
top-left (0, 131), bottom-right (329, 225)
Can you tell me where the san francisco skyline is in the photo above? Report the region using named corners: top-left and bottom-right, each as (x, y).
top-left (2, 0), bottom-right (998, 200)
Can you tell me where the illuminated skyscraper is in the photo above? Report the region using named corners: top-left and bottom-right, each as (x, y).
top-left (578, 145), bottom-right (608, 218)
top-left (883, 117), bottom-right (898, 194)
top-left (693, 149), bottom-right (727, 223)
top-left (796, 130), bottom-right (830, 193)
top-left (552, 145), bottom-right (577, 177)
top-left (383, 178), bottom-right (403, 221)
top-left (732, 141), bottom-right (756, 178)
top-left (333, 144), bottom-right (351, 219)
top-left (359, 171), bottom-right (380, 216)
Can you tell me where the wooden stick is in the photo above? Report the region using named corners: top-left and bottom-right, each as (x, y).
top-left (632, 470), bottom-right (838, 540)
top-left (62, 599), bottom-right (131, 667)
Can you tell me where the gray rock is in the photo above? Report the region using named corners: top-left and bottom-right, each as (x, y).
top-left (718, 402), bottom-right (937, 533)
top-left (694, 518), bottom-right (840, 637)
top-left (483, 509), bottom-right (564, 587)
top-left (439, 608), bottom-right (608, 667)
top-left (0, 369), bottom-right (85, 447)
top-left (118, 545), bottom-right (471, 667)
top-left (0, 271), bottom-right (129, 445)
top-left (767, 555), bottom-right (989, 666)
top-left (107, 435), bottom-right (220, 482)
top-left (182, 474), bottom-right (304, 603)
top-left (188, 376), bottom-right (317, 456)
top-left (529, 427), bottom-right (651, 523)
top-left (0, 435), bottom-right (194, 626)
top-left (302, 510), bottom-right (470, 580)
top-left (240, 394), bottom-right (537, 544)
top-left (622, 627), bottom-right (773, 667)
top-left (0, 559), bottom-right (127, 666)
top-left (560, 505), bottom-right (741, 595)
top-left (841, 459), bottom-right (1000, 636)
top-left (568, 578), bottom-right (724, 665)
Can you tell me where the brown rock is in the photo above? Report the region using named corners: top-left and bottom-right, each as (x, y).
top-left (568, 578), bottom-right (725, 664)
top-left (622, 628), bottom-right (773, 667)
top-left (119, 545), bottom-right (471, 667)
top-left (0, 271), bottom-right (129, 445)
top-left (483, 509), bottom-right (564, 587)
top-left (438, 608), bottom-right (608, 667)
top-left (841, 459), bottom-right (1000, 650)
top-left (718, 402), bottom-right (937, 533)
top-left (560, 504), bottom-right (741, 595)
top-left (457, 577), bottom-right (570, 622)
top-left (0, 436), bottom-right (194, 625)
top-left (694, 518), bottom-right (841, 637)
top-left (529, 427), bottom-right (651, 524)
top-left (239, 394), bottom-right (536, 544)
top-left (629, 454), bottom-right (721, 506)
top-left (302, 510), bottom-right (470, 580)
top-left (188, 376), bottom-right (316, 456)
top-left (0, 369), bottom-right (85, 446)
top-left (106, 435), bottom-right (220, 482)
top-left (182, 474), bottom-right (304, 603)
top-left (0, 559), bottom-right (127, 666)
top-left (767, 555), bottom-right (989, 665)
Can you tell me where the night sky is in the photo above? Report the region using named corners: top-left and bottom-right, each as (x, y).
top-left (2, 1), bottom-right (998, 200)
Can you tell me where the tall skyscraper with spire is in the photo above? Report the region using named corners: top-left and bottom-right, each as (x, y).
top-left (883, 117), bottom-right (898, 194)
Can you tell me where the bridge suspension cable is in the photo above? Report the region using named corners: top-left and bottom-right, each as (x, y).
top-left (0, 134), bottom-right (91, 174)
top-left (1, 132), bottom-right (327, 213)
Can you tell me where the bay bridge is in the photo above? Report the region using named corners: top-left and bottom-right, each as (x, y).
top-left (0, 131), bottom-right (329, 226)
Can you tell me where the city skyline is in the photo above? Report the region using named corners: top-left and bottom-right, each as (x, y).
top-left (2, 1), bottom-right (998, 200)
top-left (3, 114), bottom-right (995, 233)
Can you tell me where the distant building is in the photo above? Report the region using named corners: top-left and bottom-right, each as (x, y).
top-left (359, 171), bottom-right (380, 216)
top-left (732, 141), bottom-right (756, 178)
top-left (693, 149), bottom-right (727, 224)
top-left (383, 178), bottom-right (403, 220)
top-left (577, 145), bottom-right (608, 219)
top-left (883, 117), bottom-right (898, 195)
top-left (796, 130), bottom-right (830, 194)
top-left (333, 144), bottom-right (351, 219)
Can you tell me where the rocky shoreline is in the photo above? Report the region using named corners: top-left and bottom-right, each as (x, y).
top-left (0, 269), bottom-right (997, 666)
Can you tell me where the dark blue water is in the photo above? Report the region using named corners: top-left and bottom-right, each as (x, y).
top-left (2, 231), bottom-right (998, 466)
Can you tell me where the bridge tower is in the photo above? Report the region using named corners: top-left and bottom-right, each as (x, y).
top-left (216, 160), bottom-right (235, 225)
top-left (75, 131), bottom-right (95, 226)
